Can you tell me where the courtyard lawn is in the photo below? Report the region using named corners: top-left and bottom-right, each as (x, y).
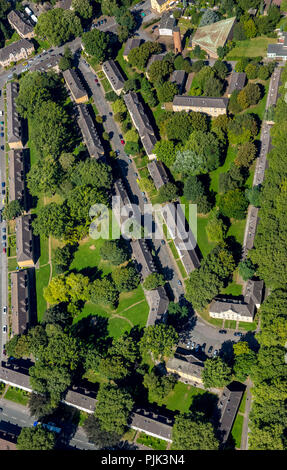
top-left (4, 387), bottom-right (30, 406)
top-left (238, 321), bottom-right (257, 331)
top-left (136, 432), bottom-right (168, 450)
top-left (122, 428), bottom-right (137, 443)
top-left (243, 81), bottom-right (269, 121)
top-left (224, 320), bottom-right (237, 330)
top-left (157, 382), bottom-right (208, 413)
top-left (177, 259), bottom-right (187, 278)
top-left (226, 37), bottom-right (277, 59)
top-left (36, 264), bottom-right (51, 321)
top-left (239, 391), bottom-right (247, 414)
top-left (227, 219), bottom-right (246, 245)
top-left (231, 413), bottom-right (244, 449)
top-left (209, 145), bottom-right (237, 194)
top-left (70, 236), bottom-right (113, 277)
top-left (197, 215), bottom-right (217, 259)
top-left (39, 236), bottom-right (49, 267)
top-left (8, 258), bottom-right (18, 272)
top-left (100, 77), bottom-right (112, 93)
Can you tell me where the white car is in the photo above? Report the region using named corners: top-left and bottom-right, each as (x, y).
top-left (2, 325), bottom-right (7, 333)
top-left (3, 306), bottom-right (7, 314)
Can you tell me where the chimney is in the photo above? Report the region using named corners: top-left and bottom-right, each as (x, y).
top-left (173, 27), bottom-right (182, 54)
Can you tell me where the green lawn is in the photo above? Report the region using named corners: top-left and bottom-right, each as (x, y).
top-left (36, 265), bottom-right (51, 321)
top-left (239, 391), bottom-right (247, 414)
top-left (8, 258), bottom-right (18, 272)
top-left (168, 240), bottom-right (179, 260)
top-left (227, 219), bottom-right (246, 245)
top-left (196, 215), bottom-right (217, 259)
top-left (39, 237), bottom-right (49, 266)
top-left (238, 321), bottom-right (257, 331)
top-left (221, 277), bottom-right (243, 296)
top-left (209, 145), bottom-right (237, 194)
top-left (226, 37), bottom-right (277, 59)
top-left (155, 382), bottom-right (208, 413)
top-left (224, 320), bottom-right (237, 330)
top-left (177, 258), bottom-right (187, 278)
top-left (100, 77), bottom-right (112, 93)
top-left (5, 32), bottom-right (20, 47)
top-left (231, 413), bottom-right (244, 449)
top-left (4, 387), bottom-right (30, 406)
top-left (122, 428), bottom-right (137, 443)
top-left (136, 432), bottom-right (168, 450)
top-left (243, 81), bottom-right (269, 121)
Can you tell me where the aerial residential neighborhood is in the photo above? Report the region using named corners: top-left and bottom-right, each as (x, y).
top-left (0, 0), bottom-right (285, 455)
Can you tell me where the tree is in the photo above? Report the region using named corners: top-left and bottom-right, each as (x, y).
top-left (90, 277), bottom-right (119, 307)
top-left (81, 29), bottom-right (111, 63)
top-left (143, 369), bottom-right (176, 405)
top-left (27, 156), bottom-right (62, 196)
top-left (98, 355), bottom-right (129, 380)
top-left (143, 273), bottom-right (165, 290)
top-left (123, 78), bottom-right (139, 93)
top-left (28, 393), bottom-right (54, 420)
top-left (235, 141), bottom-right (257, 167)
top-left (30, 100), bottom-right (72, 157)
top-left (59, 152), bottom-right (76, 173)
top-left (35, 8), bottom-right (82, 46)
top-left (156, 82), bottom-right (178, 103)
top-left (157, 183), bottom-right (179, 203)
top-left (148, 59), bottom-right (174, 84)
top-left (140, 324), bottom-right (178, 361)
top-left (219, 163), bottom-right (245, 193)
top-left (238, 258), bottom-right (256, 280)
top-left (70, 159), bottom-right (112, 191)
top-left (212, 60), bottom-right (228, 80)
top-left (67, 184), bottom-right (108, 223)
top-left (112, 265), bottom-right (140, 292)
top-left (42, 304), bottom-right (72, 328)
top-left (83, 415), bottom-right (121, 449)
top-left (72, 0), bottom-right (93, 19)
top-left (124, 141), bottom-right (140, 155)
top-left (199, 9), bottom-right (220, 27)
top-left (172, 412), bottom-right (219, 450)
top-left (243, 18), bottom-right (257, 38)
top-left (2, 200), bottom-right (22, 220)
top-left (100, 240), bottom-right (129, 265)
top-left (154, 140), bottom-right (175, 168)
top-left (166, 302), bottom-right (189, 330)
top-left (237, 83), bottom-right (261, 109)
top-left (184, 176), bottom-right (212, 214)
top-left (233, 22), bottom-right (247, 41)
top-left (54, 245), bottom-right (74, 273)
top-left (219, 189), bottom-right (248, 219)
top-left (58, 46), bottom-right (73, 71)
top-left (245, 185), bottom-right (261, 207)
top-left (202, 357), bottom-right (232, 389)
top-left (44, 273), bottom-right (90, 305)
top-left (95, 384), bottom-right (134, 435)
top-left (128, 41), bottom-right (162, 70)
top-left (257, 65), bottom-right (270, 81)
top-left (17, 427), bottom-right (56, 450)
top-left (32, 203), bottom-right (72, 240)
top-left (245, 63), bottom-right (258, 80)
top-left (233, 342), bottom-right (257, 382)
top-left (206, 211), bottom-right (227, 243)
top-left (203, 76), bottom-right (223, 97)
top-left (6, 334), bottom-right (30, 359)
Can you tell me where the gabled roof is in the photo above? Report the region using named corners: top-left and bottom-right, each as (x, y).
top-left (102, 59), bottom-right (125, 92)
top-left (77, 104), bottom-right (105, 160)
top-left (123, 37), bottom-right (142, 57)
top-left (173, 95), bottom-right (229, 109)
top-left (8, 150), bottom-right (25, 202)
top-left (0, 38), bottom-right (34, 63)
top-left (131, 239), bottom-right (157, 279)
top-left (7, 10), bottom-right (34, 36)
top-left (191, 16), bottom-right (236, 57)
top-left (228, 72), bottom-right (246, 95)
top-left (147, 160), bottom-right (169, 190)
top-left (218, 382), bottom-right (245, 444)
top-left (6, 82), bottom-right (22, 145)
top-left (15, 215), bottom-right (34, 264)
top-left (63, 68), bottom-right (87, 101)
top-left (11, 269), bottom-right (30, 336)
top-left (145, 286), bottom-right (169, 326)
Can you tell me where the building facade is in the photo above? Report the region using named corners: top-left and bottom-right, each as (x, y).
top-left (173, 95), bottom-right (228, 117)
top-left (0, 38), bottom-right (34, 67)
top-left (63, 68), bottom-right (88, 104)
top-left (6, 82), bottom-right (23, 150)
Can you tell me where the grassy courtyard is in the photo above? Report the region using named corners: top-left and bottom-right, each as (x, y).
top-left (226, 37), bottom-right (277, 59)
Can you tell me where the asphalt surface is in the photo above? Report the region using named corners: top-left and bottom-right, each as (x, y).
top-left (0, 79), bottom-right (7, 363)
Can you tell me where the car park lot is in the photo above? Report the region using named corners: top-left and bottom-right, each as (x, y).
top-left (177, 316), bottom-right (244, 359)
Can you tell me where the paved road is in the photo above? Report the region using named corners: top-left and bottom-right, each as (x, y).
top-left (0, 397), bottom-right (97, 450)
top-left (79, 58), bottom-right (184, 301)
top-left (0, 80), bottom-right (7, 363)
top-left (240, 377), bottom-right (252, 450)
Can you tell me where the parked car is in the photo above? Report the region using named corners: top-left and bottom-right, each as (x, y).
top-left (2, 235), bottom-right (6, 241)
top-left (201, 343), bottom-right (206, 352)
top-left (2, 349), bottom-right (6, 356)
top-left (0, 121), bottom-right (4, 125)
top-left (208, 346), bottom-right (213, 354)
top-left (2, 227), bottom-right (6, 233)
top-left (94, 78), bottom-right (98, 83)
top-left (0, 133), bottom-right (4, 137)
top-left (0, 146), bottom-right (4, 151)
top-left (1, 182), bottom-right (5, 188)
top-left (234, 332), bottom-right (243, 337)
top-left (128, 158), bottom-right (132, 163)
top-left (213, 349), bottom-right (218, 357)
top-left (109, 112), bottom-right (113, 116)
top-left (186, 340), bottom-right (191, 349)
top-left (120, 139), bottom-right (125, 145)
top-left (3, 306), bottom-right (7, 314)
top-left (2, 189), bottom-right (5, 195)
top-left (191, 342), bottom-right (195, 349)
top-left (143, 197), bottom-right (148, 203)
top-left (115, 150), bottom-right (120, 156)
top-left (195, 344), bottom-right (200, 352)
top-left (2, 247), bottom-right (6, 254)
top-left (218, 329), bottom-right (227, 334)
top-left (134, 172), bottom-right (138, 177)
top-left (2, 241), bottom-right (6, 247)
top-left (177, 279), bottom-right (182, 286)
top-left (2, 325), bottom-right (7, 333)
top-left (161, 240), bottom-right (165, 245)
